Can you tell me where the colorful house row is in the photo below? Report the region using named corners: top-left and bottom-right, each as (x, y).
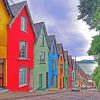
top-left (0, 0), bottom-right (76, 91)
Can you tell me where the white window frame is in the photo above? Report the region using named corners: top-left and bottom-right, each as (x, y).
top-left (21, 16), bottom-right (27, 32)
top-left (19, 67), bottom-right (27, 87)
top-left (19, 41), bottom-right (28, 59)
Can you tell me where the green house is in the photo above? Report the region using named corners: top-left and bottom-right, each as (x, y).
top-left (34, 22), bottom-right (49, 91)
top-left (64, 51), bottom-right (69, 89)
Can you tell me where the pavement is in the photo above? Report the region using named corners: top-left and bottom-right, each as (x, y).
top-left (0, 89), bottom-right (99, 100)
top-left (0, 88), bottom-right (70, 100)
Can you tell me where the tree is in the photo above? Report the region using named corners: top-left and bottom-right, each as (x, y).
top-left (92, 67), bottom-right (100, 88)
top-left (78, 0), bottom-right (100, 30)
top-left (88, 35), bottom-right (100, 65)
top-left (88, 35), bottom-right (100, 55)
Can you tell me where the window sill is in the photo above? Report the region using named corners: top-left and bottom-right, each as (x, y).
top-left (19, 84), bottom-right (28, 88)
top-left (21, 30), bottom-right (27, 33)
top-left (39, 62), bottom-right (46, 64)
top-left (40, 46), bottom-right (45, 47)
top-left (17, 58), bottom-right (30, 61)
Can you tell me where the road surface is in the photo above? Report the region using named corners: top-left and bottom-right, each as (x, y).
top-left (16, 89), bottom-right (100, 100)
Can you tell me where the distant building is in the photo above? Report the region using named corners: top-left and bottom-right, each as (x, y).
top-left (77, 60), bottom-right (98, 75)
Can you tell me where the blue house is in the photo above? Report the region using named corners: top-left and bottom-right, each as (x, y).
top-left (48, 35), bottom-right (58, 89)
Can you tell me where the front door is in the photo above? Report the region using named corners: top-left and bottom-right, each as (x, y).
top-left (39, 74), bottom-right (42, 88)
top-left (60, 79), bottom-right (62, 89)
top-left (46, 72), bottom-right (48, 88)
top-left (30, 68), bottom-right (33, 89)
top-left (0, 60), bottom-right (4, 88)
top-left (56, 76), bottom-right (58, 88)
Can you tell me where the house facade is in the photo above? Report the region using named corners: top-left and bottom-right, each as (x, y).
top-left (0, 0), bottom-right (11, 89)
top-left (68, 55), bottom-right (72, 89)
top-left (48, 35), bottom-right (58, 89)
top-left (57, 43), bottom-right (64, 89)
top-left (7, 1), bottom-right (35, 91)
top-left (72, 59), bottom-right (76, 87)
top-left (64, 51), bottom-right (69, 89)
top-left (34, 22), bottom-right (49, 91)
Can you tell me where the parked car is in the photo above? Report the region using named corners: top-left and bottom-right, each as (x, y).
top-left (71, 86), bottom-right (81, 92)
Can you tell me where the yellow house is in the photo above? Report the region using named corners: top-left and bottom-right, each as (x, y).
top-left (0, 0), bottom-right (11, 88)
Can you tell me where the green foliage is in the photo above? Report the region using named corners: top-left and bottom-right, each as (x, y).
top-left (92, 66), bottom-right (100, 88)
top-left (78, 0), bottom-right (100, 30)
top-left (88, 35), bottom-right (100, 55)
top-left (97, 81), bottom-right (100, 91)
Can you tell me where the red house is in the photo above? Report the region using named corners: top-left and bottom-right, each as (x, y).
top-left (68, 55), bottom-right (72, 89)
top-left (7, 1), bottom-right (35, 91)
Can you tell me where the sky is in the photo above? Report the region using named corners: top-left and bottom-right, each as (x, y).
top-left (8, 0), bottom-right (98, 61)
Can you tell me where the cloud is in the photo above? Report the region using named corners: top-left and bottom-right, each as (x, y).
top-left (8, 0), bottom-right (98, 59)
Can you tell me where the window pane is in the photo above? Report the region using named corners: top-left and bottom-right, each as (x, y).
top-left (19, 67), bottom-right (27, 86)
top-left (60, 64), bottom-right (63, 74)
top-left (52, 60), bottom-right (56, 71)
top-left (40, 52), bottom-right (45, 62)
top-left (21, 16), bottom-right (27, 32)
top-left (41, 35), bottom-right (45, 46)
top-left (20, 41), bottom-right (27, 58)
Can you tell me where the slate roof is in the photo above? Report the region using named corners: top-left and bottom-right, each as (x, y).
top-left (3, 0), bottom-right (13, 17)
top-left (47, 35), bottom-right (55, 48)
top-left (57, 43), bottom-right (63, 54)
top-left (9, 1), bottom-right (26, 17)
top-left (64, 51), bottom-right (69, 64)
top-left (64, 51), bottom-right (68, 60)
top-left (34, 22), bottom-right (44, 37)
top-left (68, 55), bottom-right (72, 64)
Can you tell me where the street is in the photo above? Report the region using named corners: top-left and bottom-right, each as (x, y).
top-left (16, 89), bottom-right (100, 100)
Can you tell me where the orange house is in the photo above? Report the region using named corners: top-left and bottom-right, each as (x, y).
top-left (57, 43), bottom-right (65, 89)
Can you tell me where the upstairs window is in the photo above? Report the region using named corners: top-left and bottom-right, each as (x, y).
top-left (40, 52), bottom-right (45, 62)
top-left (21, 16), bottom-right (27, 32)
top-left (20, 41), bottom-right (27, 59)
top-left (60, 64), bottom-right (63, 74)
top-left (52, 60), bottom-right (56, 71)
top-left (41, 34), bottom-right (45, 46)
top-left (53, 45), bottom-right (56, 54)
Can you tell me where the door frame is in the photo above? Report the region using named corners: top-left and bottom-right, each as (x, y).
top-left (0, 59), bottom-right (4, 88)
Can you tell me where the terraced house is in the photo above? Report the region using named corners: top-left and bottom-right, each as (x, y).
top-left (7, 1), bottom-right (35, 91)
top-left (0, 0), bottom-right (11, 90)
top-left (68, 55), bottom-right (73, 89)
top-left (64, 51), bottom-right (69, 89)
top-left (34, 22), bottom-right (49, 91)
top-left (57, 43), bottom-right (65, 89)
top-left (48, 35), bottom-right (58, 89)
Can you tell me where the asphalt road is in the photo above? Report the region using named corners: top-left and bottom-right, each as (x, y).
top-left (16, 89), bottom-right (100, 100)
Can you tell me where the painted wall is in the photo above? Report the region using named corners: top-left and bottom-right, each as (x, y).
top-left (0, 0), bottom-right (10, 87)
top-left (57, 50), bottom-right (64, 89)
top-left (64, 61), bottom-right (69, 89)
top-left (34, 27), bottom-right (49, 91)
top-left (68, 63), bottom-right (72, 89)
top-left (48, 41), bottom-right (58, 89)
top-left (7, 6), bottom-right (35, 91)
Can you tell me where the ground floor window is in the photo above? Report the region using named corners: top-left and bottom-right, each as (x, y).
top-left (19, 67), bottom-right (27, 86)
